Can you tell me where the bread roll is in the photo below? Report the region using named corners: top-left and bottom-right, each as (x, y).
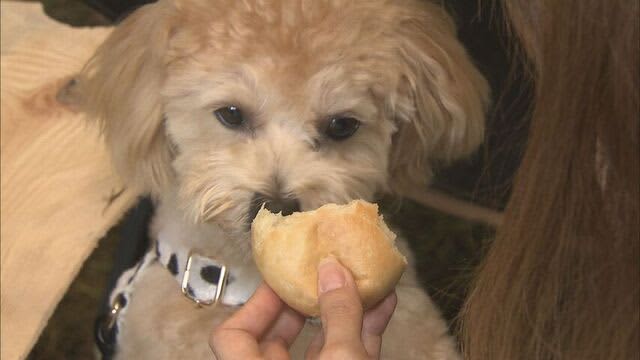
top-left (251, 199), bottom-right (406, 317)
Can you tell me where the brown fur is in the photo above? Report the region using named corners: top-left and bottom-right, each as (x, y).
top-left (80, 0), bottom-right (489, 358)
top-left (460, 0), bottom-right (639, 359)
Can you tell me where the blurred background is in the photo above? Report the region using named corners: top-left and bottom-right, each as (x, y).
top-left (16, 0), bottom-right (532, 358)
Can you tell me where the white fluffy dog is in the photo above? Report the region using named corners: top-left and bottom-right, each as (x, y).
top-left (80, 0), bottom-right (489, 358)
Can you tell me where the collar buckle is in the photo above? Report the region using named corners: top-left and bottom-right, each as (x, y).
top-left (181, 251), bottom-right (228, 306)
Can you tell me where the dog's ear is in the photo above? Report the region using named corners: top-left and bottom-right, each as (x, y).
top-left (80, 1), bottom-right (177, 195)
top-left (388, 6), bottom-right (490, 190)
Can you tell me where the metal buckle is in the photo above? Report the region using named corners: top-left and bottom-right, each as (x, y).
top-left (106, 294), bottom-right (126, 330)
top-left (181, 252), bottom-right (228, 306)
top-left (95, 293), bottom-right (126, 354)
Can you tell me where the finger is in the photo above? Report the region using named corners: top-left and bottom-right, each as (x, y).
top-left (304, 331), bottom-right (324, 360)
top-left (317, 257), bottom-right (364, 347)
top-left (361, 291), bottom-right (397, 357)
top-left (210, 329), bottom-right (262, 359)
top-left (210, 283), bottom-right (283, 358)
top-left (259, 307), bottom-right (305, 360)
top-left (263, 306), bottom-right (306, 346)
top-left (260, 340), bottom-right (291, 360)
top-left (219, 283), bottom-right (284, 337)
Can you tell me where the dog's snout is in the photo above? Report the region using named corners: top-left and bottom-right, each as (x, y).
top-left (248, 193), bottom-right (301, 227)
top-left (263, 196), bottom-right (301, 216)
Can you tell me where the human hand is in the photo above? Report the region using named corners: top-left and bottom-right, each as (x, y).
top-left (209, 258), bottom-right (397, 360)
top-left (305, 257), bottom-right (397, 359)
top-left (209, 283), bottom-right (306, 359)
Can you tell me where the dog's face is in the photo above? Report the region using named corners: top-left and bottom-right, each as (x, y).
top-left (83, 0), bottom-right (488, 235)
top-left (165, 56), bottom-right (395, 230)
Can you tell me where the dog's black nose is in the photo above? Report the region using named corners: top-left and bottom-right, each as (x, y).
top-left (248, 193), bottom-right (301, 225)
top-left (263, 197), bottom-right (301, 216)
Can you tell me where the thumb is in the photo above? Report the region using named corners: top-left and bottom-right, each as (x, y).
top-left (316, 257), bottom-right (364, 348)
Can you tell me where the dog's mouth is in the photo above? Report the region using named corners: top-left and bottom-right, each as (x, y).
top-left (246, 192), bottom-right (301, 229)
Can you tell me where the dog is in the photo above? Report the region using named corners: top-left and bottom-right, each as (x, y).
top-left (79, 0), bottom-right (489, 358)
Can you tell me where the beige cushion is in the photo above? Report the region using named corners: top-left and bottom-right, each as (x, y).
top-left (1, 3), bottom-right (137, 359)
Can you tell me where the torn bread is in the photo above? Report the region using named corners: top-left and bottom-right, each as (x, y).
top-left (251, 200), bottom-right (407, 316)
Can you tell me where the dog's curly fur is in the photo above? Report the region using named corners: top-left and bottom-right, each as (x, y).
top-left (80, 0), bottom-right (489, 358)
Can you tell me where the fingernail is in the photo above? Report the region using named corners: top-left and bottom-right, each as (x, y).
top-left (318, 257), bottom-right (346, 294)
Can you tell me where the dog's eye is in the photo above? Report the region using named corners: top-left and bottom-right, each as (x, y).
top-left (325, 117), bottom-right (360, 140)
top-left (214, 106), bottom-right (245, 129)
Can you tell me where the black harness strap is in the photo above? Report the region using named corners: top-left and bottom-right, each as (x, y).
top-left (95, 197), bottom-right (154, 360)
